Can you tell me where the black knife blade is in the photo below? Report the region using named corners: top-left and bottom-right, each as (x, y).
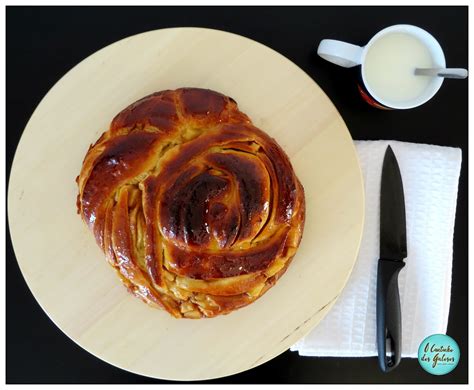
top-left (376, 145), bottom-right (407, 373)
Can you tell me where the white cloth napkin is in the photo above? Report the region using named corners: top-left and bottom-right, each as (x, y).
top-left (291, 140), bottom-right (462, 357)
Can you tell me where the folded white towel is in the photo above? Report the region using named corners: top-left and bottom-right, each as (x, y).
top-left (291, 140), bottom-right (462, 357)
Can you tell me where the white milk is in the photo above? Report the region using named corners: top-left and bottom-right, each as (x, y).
top-left (363, 33), bottom-right (434, 104)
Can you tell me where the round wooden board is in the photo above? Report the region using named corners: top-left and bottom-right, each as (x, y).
top-left (8, 28), bottom-right (364, 381)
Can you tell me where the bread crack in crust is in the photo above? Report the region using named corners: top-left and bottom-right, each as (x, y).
top-left (76, 88), bottom-right (305, 318)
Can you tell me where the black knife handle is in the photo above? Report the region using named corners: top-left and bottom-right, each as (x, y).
top-left (376, 259), bottom-right (405, 373)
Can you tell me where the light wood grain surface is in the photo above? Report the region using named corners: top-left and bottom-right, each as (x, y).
top-left (8, 28), bottom-right (364, 381)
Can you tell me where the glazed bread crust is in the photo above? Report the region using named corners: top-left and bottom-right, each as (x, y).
top-left (77, 88), bottom-right (305, 318)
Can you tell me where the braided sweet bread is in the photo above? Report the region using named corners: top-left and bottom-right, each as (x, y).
top-left (76, 88), bottom-right (305, 318)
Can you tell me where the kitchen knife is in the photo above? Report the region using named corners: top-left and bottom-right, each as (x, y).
top-left (376, 145), bottom-right (407, 373)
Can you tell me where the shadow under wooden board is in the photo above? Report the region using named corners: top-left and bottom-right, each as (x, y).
top-left (8, 27), bottom-right (365, 381)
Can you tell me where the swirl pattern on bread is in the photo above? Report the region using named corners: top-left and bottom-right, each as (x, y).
top-left (76, 88), bottom-right (305, 318)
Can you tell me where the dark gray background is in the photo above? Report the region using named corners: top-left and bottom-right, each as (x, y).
top-left (6, 6), bottom-right (468, 384)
